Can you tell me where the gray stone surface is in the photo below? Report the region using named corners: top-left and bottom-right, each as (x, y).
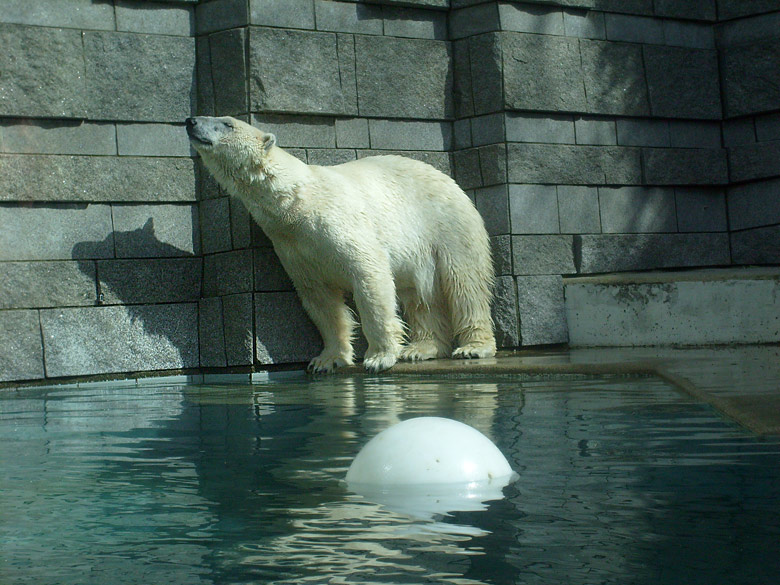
top-left (222, 293), bottom-right (254, 365)
top-left (470, 114), bottom-right (504, 147)
top-left (0, 204), bottom-right (113, 261)
top-left (306, 149), bottom-right (357, 166)
top-left (253, 115), bottom-right (336, 148)
top-left (508, 144), bottom-right (642, 185)
top-left (655, 0), bottom-right (716, 21)
top-left (199, 296), bottom-right (226, 367)
top-left (195, 0), bottom-right (249, 34)
top-left (112, 205), bottom-right (199, 258)
top-left (675, 188), bottom-right (728, 232)
top-left (0, 24), bottom-right (86, 118)
top-left (557, 185), bottom-right (601, 233)
top-left (0, 310), bottom-right (44, 383)
top-left (209, 28), bottom-right (249, 116)
top-left (478, 144), bottom-right (507, 186)
top-left (40, 304), bottom-right (199, 377)
top-left (254, 292), bottom-right (321, 364)
top-left (512, 235), bottom-right (575, 275)
top-left (0, 0), bottom-right (115, 29)
top-left (515, 275), bottom-right (568, 346)
top-left (574, 118), bottom-right (616, 145)
top-left (729, 140), bottom-right (780, 183)
top-left (756, 113), bottom-right (780, 142)
top-left (598, 187), bottom-right (677, 233)
top-left (452, 39), bottom-right (475, 118)
top-left (368, 120), bottom-right (452, 151)
top-left (200, 197), bottom-right (232, 255)
top-left (731, 225), bottom-right (780, 265)
top-left (502, 33), bottom-right (587, 113)
top-left (231, 199), bottom-right (253, 249)
top-left (475, 185), bottom-right (510, 235)
top-left (196, 36), bottom-right (216, 116)
top-left (717, 0), bottom-right (780, 20)
top-left (575, 233), bottom-right (731, 273)
top-left (315, 0), bottom-right (382, 33)
top-left (97, 258), bottom-right (202, 304)
top-left (335, 118), bottom-right (370, 149)
top-left (498, 3), bottom-right (564, 35)
top-left (117, 123), bottom-right (193, 157)
top-left (644, 46), bottom-right (721, 120)
top-left (84, 31), bottom-right (195, 122)
top-left (250, 0), bottom-right (315, 29)
top-left (250, 28), bottom-right (357, 116)
top-left (356, 35), bottom-right (451, 119)
top-left (616, 119), bottom-right (670, 147)
top-left (727, 178), bottom-right (780, 230)
top-left (669, 121), bottom-right (722, 149)
top-left (203, 249), bottom-right (253, 297)
top-left (506, 114), bottom-right (575, 144)
top-left (605, 13), bottom-right (663, 44)
top-left (254, 248), bottom-right (294, 291)
top-left (469, 33), bottom-right (503, 115)
top-left (491, 234), bottom-right (512, 275)
top-left (383, 7), bottom-right (447, 40)
top-left (721, 39), bottom-right (780, 118)
top-left (0, 155), bottom-right (196, 203)
top-left (509, 184), bottom-right (560, 234)
top-left (492, 275), bottom-right (519, 349)
top-left (722, 118), bottom-right (756, 147)
top-left (643, 148), bottom-right (729, 185)
top-left (717, 11), bottom-right (780, 48)
top-left (453, 148), bottom-right (482, 190)
top-left (580, 40), bottom-right (649, 116)
top-left (449, 3), bottom-right (500, 40)
top-left (0, 121), bottom-right (116, 155)
top-left (562, 9), bottom-right (605, 39)
top-left (664, 21), bottom-right (714, 49)
top-left (0, 261), bottom-right (97, 309)
top-left (115, 0), bottom-right (194, 35)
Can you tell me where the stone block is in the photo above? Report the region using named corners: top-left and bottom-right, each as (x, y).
top-left (717, 0), bottom-right (780, 20)
top-left (454, 119), bottom-right (473, 149)
top-left (356, 35), bottom-right (452, 119)
top-left (369, 120), bottom-right (452, 151)
top-left (574, 118), bottom-right (616, 145)
top-left (453, 148), bottom-right (482, 190)
top-left (727, 178), bottom-right (780, 230)
top-left (196, 36), bottom-right (216, 116)
top-left (575, 233), bottom-right (731, 273)
top-left (0, 155), bottom-right (196, 203)
top-left (0, 0), bottom-right (114, 29)
top-left (557, 185), bottom-right (601, 233)
top-left (358, 150), bottom-right (451, 175)
top-left (254, 292), bottom-right (321, 364)
top-left (0, 121), bottom-right (116, 156)
top-left (200, 197), bottom-right (232, 255)
top-left (83, 32), bottom-right (196, 122)
top-left (731, 225), bottom-right (780, 265)
top-left (562, 9), bottom-right (605, 39)
top-left (223, 293), bottom-right (254, 366)
top-left (383, 7), bottom-right (447, 40)
top-left (0, 261), bottom-right (96, 310)
top-left (663, 21), bottom-right (715, 49)
top-left (491, 234), bottom-right (512, 275)
top-left (0, 204), bottom-right (113, 261)
top-left (210, 28), bottom-right (249, 116)
top-left (723, 118), bottom-right (756, 147)
top-left (498, 4), bottom-right (564, 35)
top-left (307, 149), bottom-right (356, 166)
top-left (502, 33), bottom-right (587, 113)
top-left (654, 0), bottom-right (716, 21)
top-left (452, 39), bottom-right (475, 118)
top-left (512, 235), bottom-right (575, 275)
top-left (471, 114), bottom-right (505, 147)
top-left (112, 205), bottom-right (199, 258)
top-left (605, 14), bottom-right (663, 44)
top-left (199, 296), bottom-right (226, 367)
top-left (253, 115), bottom-right (336, 148)
top-left (115, 0), bottom-right (194, 35)
top-left (117, 123), bottom-right (193, 157)
top-left (728, 140), bottom-right (780, 183)
top-left (675, 188), bottom-right (728, 232)
top-left (475, 185), bottom-right (510, 235)
top-left (469, 33), bottom-right (503, 115)
top-left (97, 258), bottom-right (202, 305)
top-left (203, 249), bottom-right (253, 297)
top-left (509, 184), bottom-right (559, 234)
top-left (669, 121), bottom-right (722, 149)
top-left (0, 24), bottom-right (86, 118)
top-left (506, 114), bottom-right (575, 144)
top-left (616, 119), bottom-right (670, 147)
top-left (516, 275), bottom-right (568, 346)
top-left (230, 198), bottom-right (253, 249)
top-left (196, 0), bottom-right (249, 34)
top-left (599, 186), bottom-right (677, 233)
top-left (254, 248), bottom-right (294, 291)
top-left (756, 113), bottom-right (780, 142)
top-left (478, 144), bottom-right (507, 186)
top-left (508, 144), bottom-right (642, 185)
top-left (250, 28), bottom-right (357, 116)
top-left (721, 39), bottom-right (780, 118)
top-left (644, 147), bottom-right (729, 186)
top-left (644, 46), bottom-right (721, 120)
top-left (0, 310), bottom-right (44, 383)
top-left (716, 12), bottom-right (780, 48)
top-left (250, 0), bottom-right (315, 29)
top-left (335, 118), bottom-right (370, 149)
top-left (580, 40), bottom-right (649, 116)
top-left (40, 304), bottom-right (199, 377)
top-left (314, 0), bottom-right (382, 34)
top-left (449, 4), bottom-right (500, 40)
top-left (492, 276), bottom-right (519, 349)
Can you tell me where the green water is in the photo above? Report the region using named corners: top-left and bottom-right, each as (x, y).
top-left (1, 374), bottom-right (779, 584)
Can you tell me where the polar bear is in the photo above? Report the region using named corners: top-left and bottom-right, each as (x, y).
top-left (186, 116), bottom-right (496, 373)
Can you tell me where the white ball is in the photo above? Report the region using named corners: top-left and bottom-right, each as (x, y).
top-left (345, 417), bottom-right (515, 487)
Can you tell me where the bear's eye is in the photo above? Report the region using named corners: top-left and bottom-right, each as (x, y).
top-left (224, 121), bottom-right (235, 129)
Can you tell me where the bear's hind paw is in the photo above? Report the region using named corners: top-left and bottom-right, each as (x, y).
top-left (362, 351), bottom-right (398, 373)
top-left (307, 354), bottom-right (353, 374)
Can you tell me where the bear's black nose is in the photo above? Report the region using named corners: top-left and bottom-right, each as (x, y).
top-left (185, 117), bottom-right (195, 130)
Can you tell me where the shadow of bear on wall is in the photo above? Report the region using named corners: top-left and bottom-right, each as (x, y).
top-left (53, 217), bottom-right (202, 378)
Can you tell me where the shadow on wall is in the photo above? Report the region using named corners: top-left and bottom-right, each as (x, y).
top-left (54, 218), bottom-right (202, 378)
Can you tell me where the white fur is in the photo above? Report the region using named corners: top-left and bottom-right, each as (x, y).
top-left (191, 116), bottom-right (496, 373)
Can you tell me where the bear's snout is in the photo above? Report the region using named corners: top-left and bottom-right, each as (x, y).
top-left (185, 116), bottom-right (217, 147)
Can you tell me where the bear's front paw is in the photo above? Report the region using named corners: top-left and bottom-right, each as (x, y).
top-left (399, 340), bottom-right (447, 362)
top-left (362, 351), bottom-right (398, 373)
top-left (307, 353), bottom-right (353, 374)
top-left (452, 342), bottom-right (496, 360)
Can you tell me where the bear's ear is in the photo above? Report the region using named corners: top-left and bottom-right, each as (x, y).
top-left (262, 133), bottom-right (276, 153)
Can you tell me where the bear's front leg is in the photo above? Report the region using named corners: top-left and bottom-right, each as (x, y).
top-left (295, 284), bottom-right (356, 373)
top-left (352, 270), bottom-right (405, 373)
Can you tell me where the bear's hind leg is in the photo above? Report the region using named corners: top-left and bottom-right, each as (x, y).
top-left (441, 264), bottom-right (497, 360)
top-left (296, 285), bottom-right (356, 373)
top-left (398, 288), bottom-right (451, 361)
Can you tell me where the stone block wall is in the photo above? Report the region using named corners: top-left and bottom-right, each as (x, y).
top-left (1, 0), bottom-right (779, 384)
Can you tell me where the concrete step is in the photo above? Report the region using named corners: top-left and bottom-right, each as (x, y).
top-left (563, 267), bottom-right (780, 347)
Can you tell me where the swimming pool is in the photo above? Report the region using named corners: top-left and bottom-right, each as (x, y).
top-left (2, 374), bottom-right (779, 584)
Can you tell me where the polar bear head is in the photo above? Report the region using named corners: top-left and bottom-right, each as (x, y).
top-left (186, 116), bottom-right (277, 190)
